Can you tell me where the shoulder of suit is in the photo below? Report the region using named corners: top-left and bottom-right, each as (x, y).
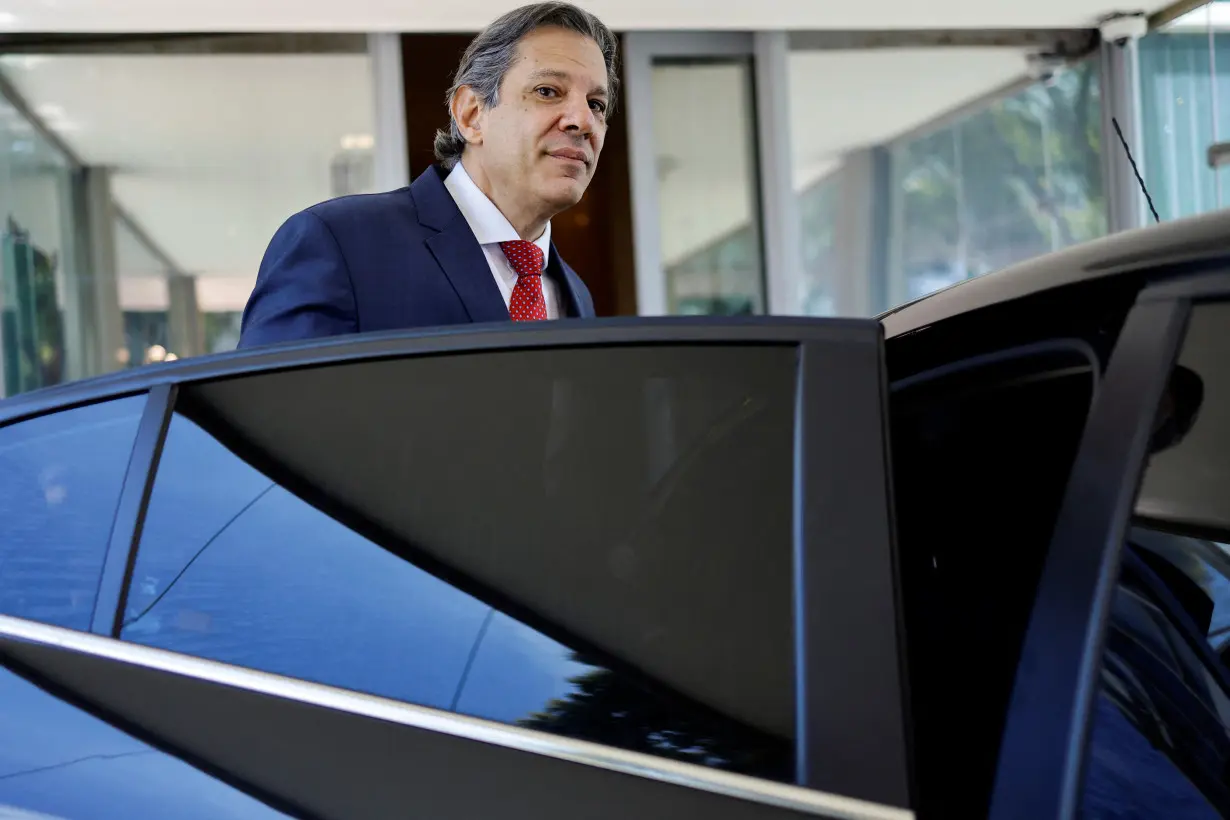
top-left (303, 187), bottom-right (419, 228)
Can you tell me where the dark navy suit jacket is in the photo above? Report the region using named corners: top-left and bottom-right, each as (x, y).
top-left (238, 165), bottom-right (596, 349)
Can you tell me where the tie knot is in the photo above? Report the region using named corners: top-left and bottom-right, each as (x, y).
top-left (499, 240), bottom-right (545, 279)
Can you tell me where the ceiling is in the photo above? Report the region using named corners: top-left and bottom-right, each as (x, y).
top-left (1, 52), bottom-right (375, 309)
top-left (1168, 0), bottom-right (1230, 30)
top-left (0, 0), bottom-right (1152, 32)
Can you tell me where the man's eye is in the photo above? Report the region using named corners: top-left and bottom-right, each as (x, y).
top-left (589, 100), bottom-right (607, 114)
top-left (536, 87), bottom-right (558, 98)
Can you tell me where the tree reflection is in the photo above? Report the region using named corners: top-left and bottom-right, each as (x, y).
top-left (519, 655), bottom-right (792, 782)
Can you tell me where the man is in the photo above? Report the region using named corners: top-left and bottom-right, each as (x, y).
top-left (238, 2), bottom-right (617, 348)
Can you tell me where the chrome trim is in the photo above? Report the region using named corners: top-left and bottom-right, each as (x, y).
top-left (0, 614), bottom-right (913, 820)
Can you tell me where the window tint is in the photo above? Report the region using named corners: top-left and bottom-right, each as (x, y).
top-left (122, 345), bottom-right (799, 780)
top-left (1138, 301), bottom-right (1230, 532)
top-left (1131, 528), bottom-right (1230, 650)
top-left (890, 347), bottom-right (1096, 819)
top-left (1081, 540), bottom-right (1230, 819)
top-left (0, 659), bottom-right (290, 819)
top-left (124, 416), bottom-right (596, 724)
top-left (1081, 691), bottom-right (1221, 820)
top-left (0, 396), bottom-right (144, 630)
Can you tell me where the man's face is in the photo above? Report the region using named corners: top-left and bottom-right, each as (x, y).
top-left (473, 27), bottom-right (609, 217)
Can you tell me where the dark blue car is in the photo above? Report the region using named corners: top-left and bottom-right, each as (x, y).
top-left (2, 208), bottom-right (1230, 820)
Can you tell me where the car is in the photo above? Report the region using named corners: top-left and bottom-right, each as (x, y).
top-left (0, 206), bottom-right (1228, 820)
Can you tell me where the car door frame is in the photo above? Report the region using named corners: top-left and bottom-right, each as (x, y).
top-left (988, 262), bottom-right (1230, 820)
top-left (1, 316), bottom-right (911, 810)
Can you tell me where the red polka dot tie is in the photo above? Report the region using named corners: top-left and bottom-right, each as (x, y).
top-left (500, 240), bottom-right (548, 322)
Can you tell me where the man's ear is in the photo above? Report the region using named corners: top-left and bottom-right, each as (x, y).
top-left (451, 85), bottom-right (484, 147)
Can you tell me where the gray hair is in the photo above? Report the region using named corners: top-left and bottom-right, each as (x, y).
top-left (434, 2), bottom-right (620, 170)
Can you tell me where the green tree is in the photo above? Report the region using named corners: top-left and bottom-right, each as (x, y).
top-left (520, 656), bottom-right (792, 781)
top-left (895, 61), bottom-right (1106, 285)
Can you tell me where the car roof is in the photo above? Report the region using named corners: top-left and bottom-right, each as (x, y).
top-left (880, 206), bottom-right (1230, 339)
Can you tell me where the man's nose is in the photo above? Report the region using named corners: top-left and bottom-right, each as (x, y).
top-left (560, 93), bottom-right (595, 134)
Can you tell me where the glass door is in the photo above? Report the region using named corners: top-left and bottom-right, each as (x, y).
top-left (625, 34), bottom-right (767, 316)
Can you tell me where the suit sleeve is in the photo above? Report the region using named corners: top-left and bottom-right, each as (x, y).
top-left (238, 210), bottom-right (359, 349)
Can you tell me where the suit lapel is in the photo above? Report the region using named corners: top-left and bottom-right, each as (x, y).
top-left (412, 167), bottom-right (510, 323)
top-left (549, 245), bottom-right (594, 319)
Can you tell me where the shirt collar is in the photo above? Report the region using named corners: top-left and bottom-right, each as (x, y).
top-left (444, 161), bottom-right (551, 268)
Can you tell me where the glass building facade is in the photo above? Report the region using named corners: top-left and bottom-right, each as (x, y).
top-left (0, 38), bottom-right (377, 397)
top-left (1139, 1), bottom-right (1230, 220)
top-left (0, 4), bottom-right (1228, 397)
top-left (886, 58), bottom-right (1106, 308)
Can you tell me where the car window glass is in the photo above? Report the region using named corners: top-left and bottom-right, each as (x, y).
top-left (889, 346), bottom-right (1096, 819)
top-left (124, 414), bottom-right (593, 720)
top-left (1082, 543), bottom-right (1230, 819)
top-left (122, 344), bottom-right (802, 781)
top-left (0, 659), bottom-right (290, 819)
top-left (0, 396), bottom-right (144, 630)
top-left (1081, 691), bottom-right (1221, 820)
top-left (1137, 301), bottom-right (1230, 532)
top-left (1132, 527), bottom-right (1230, 650)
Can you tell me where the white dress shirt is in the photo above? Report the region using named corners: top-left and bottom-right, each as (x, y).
top-left (443, 161), bottom-right (561, 320)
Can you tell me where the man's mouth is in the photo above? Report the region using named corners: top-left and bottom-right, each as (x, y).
top-left (548, 149), bottom-right (589, 166)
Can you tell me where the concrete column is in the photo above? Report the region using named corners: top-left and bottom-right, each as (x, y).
top-left (1100, 32), bottom-right (1147, 232)
top-left (167, 274), bottom-right (205, 358)
top-left (831, 147), bottom-right (891, 317)
top-left (62, 166), bottom-right (124, 380)
top-left (754, 30), bottom-right (804, 316)
top-left (368, 32), bottom-right (409, 191)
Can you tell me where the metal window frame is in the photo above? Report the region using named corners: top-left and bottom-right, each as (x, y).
top-left (987, 265), bottom-right (1230, 820)
top-left (623, 30), bottom-right (867, 320)
top-left (624, 32), bottom-right (765, 317)
top-left (91, 384), bottom-right (177, 636)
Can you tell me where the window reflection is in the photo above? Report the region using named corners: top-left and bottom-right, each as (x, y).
top-left (0, 660), bottom-right (289, 819)
top-left (1082, 529), bottom-right (1230, 817)
top-left (122, 413), bottom-right (791, 780)
top-left (888, 59), bottom-right (1106, 309)
top-left (0, 397), bottom-right (144, 630)
top-left (1082, 691), bottom-right (1221, 819)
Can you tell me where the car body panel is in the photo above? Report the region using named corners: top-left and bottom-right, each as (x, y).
top-left (881, 207), bottom-right (1230, 339)
top-left (2, 211), bottom-right (1230, 819)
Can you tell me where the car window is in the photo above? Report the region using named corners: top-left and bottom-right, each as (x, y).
top-left (889, 345), bottom-right (1097, 819)
top-left (0, 659), bottom-right (290, 819)
top-left (1137, 301), bottom-right (1230, 532)
top-left (1081, 691), bottom-right (1222, 820)
top-left (1131, 528), bottom-right (1230, 649)
top-left (1081, 534), bottom-right (1230, 819)
top-left (0, 396), bottom-right (144, 630)
top-left (121, 344), bottom-right (803, 781)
